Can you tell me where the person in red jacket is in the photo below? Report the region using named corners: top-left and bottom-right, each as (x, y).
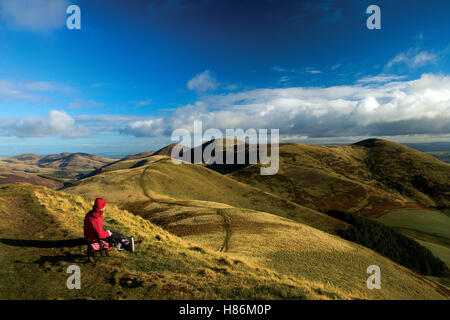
top-left (84, 198), bottom-right (135, 252)
top-left (84, 198), bottom-right (111, 241)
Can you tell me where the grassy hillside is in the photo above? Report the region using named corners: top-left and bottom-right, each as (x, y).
top-left (122, 151), bottom-right (155, 160)
top-left (0, 183), bottom-right (333, 300)
top-left (91, 155), bottom-right (168, 174)
top-left (0, 156), bottom-right (62, 188)
top-left (64, 158), bottom-right (346, 234)
top-left (357, 139), bottom-right (450, 209)
top-left (229, 139), bottom-right (450, 217)
top-left (36, 153), bottom-right (115, 170)
top-left (377, 209), bottom-right (450, 268)
top-left (1, 183), bottom-right (448, 299)
top-left (0, 153), bottom-right (117, 186)
top-left (36, 138), bottom-right (450, 298)
top-left (152, 143), bottom-right (189, 157)
top-left (324, 210), bottom-right (447, 277)
top-left (224, 139), bottom-right (450, 277)
top-left (427, 152), bottom-right (450, 164)
top-left (10, 153), bottom-right (43, 163)
top-left (86, 138), bottom-right (450, 219)
top-left (405, 142), bottom-right (450, 164)
top-left (148, 203), bottom-right (450, 299)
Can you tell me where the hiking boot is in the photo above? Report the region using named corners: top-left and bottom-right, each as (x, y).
top-left (130, 236), bottom-right (135, 252)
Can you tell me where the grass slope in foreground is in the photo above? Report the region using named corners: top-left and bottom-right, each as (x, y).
top-left (61, 173), bottom-right (450, 300)
top-left (148, 202), bottom-right (450, 299)
top-left (0, 184), bottom-right (449, 299)
top-left (0, 183), bottom-right (342, 300)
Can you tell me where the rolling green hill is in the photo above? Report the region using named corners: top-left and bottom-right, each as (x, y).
top-left (229, 139), bottom-right (450, 217)
top-left (64, 158), bottom-right (346, 234)
top-left (0, 152), bottom-right (118, 187)
top-left (377, 209), bottom-right (450, 269)
top-left (426, 152), bottom-right (450, 164)
top-left (1, 184), bottom-right (448, 299)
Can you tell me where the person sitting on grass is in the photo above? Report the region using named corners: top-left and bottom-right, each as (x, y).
top-left (83, 198), bottom-right (135, 252)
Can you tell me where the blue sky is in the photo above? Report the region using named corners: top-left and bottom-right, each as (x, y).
top-left (0, 0), bottom-right (449, 156)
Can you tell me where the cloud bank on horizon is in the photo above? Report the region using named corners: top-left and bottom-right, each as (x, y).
top-left (3, 72), bottom-right (449, 141)
top-left (117, 73), bottom-right (450, 139)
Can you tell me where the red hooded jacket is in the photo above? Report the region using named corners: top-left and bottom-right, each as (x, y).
top-left (84, 198), bottom-right (110, 241)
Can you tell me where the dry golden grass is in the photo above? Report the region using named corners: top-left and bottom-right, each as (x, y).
top-left (146, 202), bottom-right (449, 299)
top-left (98, 155), bottom-right (168, 173)
top-left (377, 209), bottom-right (450, 268)
top-left (58, 139), bottom-right (450, 299)
top-left (0, 183), bottom-right (351, 300)
top-left (0, 152), bottom-right (117, 186)
top-left (63, 157), bottom-right (450, 299)
top-left (230, 140), bottom-right (450, 217)
top-left (358, 139), bottom-right (450, 208)
top-left (36, 153), bottom-right (116, 170)
top-left (1, 183), bottom-right (448, 299)
top-left (64, 158), bottom-right (346, 234)
top-left (0, 157), bottom-right (63, 187)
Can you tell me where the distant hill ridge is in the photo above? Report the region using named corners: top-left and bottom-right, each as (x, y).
top-left (36, 152), bottom-right (115, 170)
top-left (0, 152), bottom-right (118, 186)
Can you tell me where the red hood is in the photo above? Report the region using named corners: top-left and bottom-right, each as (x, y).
top-left (92, 198), bottom-right (106, 217)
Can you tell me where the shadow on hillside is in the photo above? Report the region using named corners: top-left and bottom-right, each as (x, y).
top-left (0, 238), bottom-right (86, 248)
top-left (34, 254), bottom-right (87, 265)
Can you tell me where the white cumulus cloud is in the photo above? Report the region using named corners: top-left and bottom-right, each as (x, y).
top-left (121, 118), bottom-right (165, 137)
top-left (0, 110), bottom-right (90, 138)
top-left (122, 73), bottom-right (450, 139)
